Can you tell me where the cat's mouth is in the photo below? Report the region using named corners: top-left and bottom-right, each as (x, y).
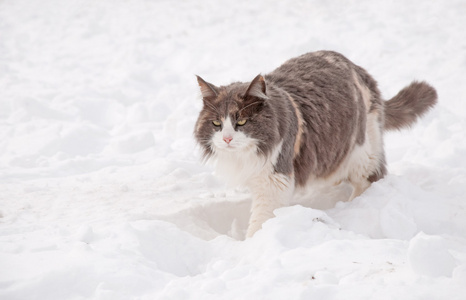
top-left (218, 143), bottom-right (237, 151)
top-left (215, 142), bottom-right (257, 153)
top-left (213, 141), bottom-right (243, 152)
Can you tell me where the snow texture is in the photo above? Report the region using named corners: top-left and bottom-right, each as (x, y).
top-left (1, 0), bottom-right (466, 299)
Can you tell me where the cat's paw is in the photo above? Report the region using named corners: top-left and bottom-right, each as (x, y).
top-left (246, 222), bottom-right (262, 238)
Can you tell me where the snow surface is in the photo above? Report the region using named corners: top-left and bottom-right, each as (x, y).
top-left (1, 0), bottom-right (466, 299)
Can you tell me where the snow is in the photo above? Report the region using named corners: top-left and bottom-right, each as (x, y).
top-left (1, 0), bottom-right (466, 299)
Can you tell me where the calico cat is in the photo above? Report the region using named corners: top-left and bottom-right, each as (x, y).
top-left (194, 50), bottom-right (437, 238)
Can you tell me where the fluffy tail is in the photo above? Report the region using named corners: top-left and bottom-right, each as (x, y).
top-left (384, 81), bottom-right (438, 131)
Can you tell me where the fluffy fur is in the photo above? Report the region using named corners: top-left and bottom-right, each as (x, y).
top-left (194, 50), bottom-right (437, 237)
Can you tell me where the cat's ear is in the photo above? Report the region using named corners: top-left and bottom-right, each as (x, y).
top-left (245, 74), bottom-right (268, 99)
top-left (196, 75), bottom-right (219, 100)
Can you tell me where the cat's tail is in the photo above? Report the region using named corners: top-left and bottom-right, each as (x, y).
top-left (383, 81), bottom-right (437, 131)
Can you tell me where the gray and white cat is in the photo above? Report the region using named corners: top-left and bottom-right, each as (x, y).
top-left (194, 50), bottom-right (437, 238)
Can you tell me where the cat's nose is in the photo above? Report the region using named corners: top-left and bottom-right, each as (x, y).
top-left (223, 136), bottom-right (233, 144)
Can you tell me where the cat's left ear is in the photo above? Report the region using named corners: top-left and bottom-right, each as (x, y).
top-left (245, 74), bottom-right (268, 99)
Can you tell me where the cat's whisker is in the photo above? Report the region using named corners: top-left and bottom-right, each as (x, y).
top-left (238, 101), bottom-right (264, 114)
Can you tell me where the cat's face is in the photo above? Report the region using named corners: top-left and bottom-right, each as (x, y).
top-left (194, 75), bottom-right (275, 159)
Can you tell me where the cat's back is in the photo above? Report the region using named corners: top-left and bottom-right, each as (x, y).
top-left (266, 51), bottom-right (354, 85)
top-left (265, 50), bottom-right (365, 124)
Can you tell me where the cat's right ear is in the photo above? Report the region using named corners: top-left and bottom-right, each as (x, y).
top-left (196, 75), bottom-right (219, 100)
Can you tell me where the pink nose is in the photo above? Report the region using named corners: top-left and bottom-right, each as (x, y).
top-left (223, 136), bottom-right (233, 144)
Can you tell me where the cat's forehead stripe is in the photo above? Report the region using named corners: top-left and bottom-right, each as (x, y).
top-left (223, 117), bottom-right (235, 133)
top-left (211, 95), bottom-right (240, 119)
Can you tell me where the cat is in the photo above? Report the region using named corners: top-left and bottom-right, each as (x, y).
top-left (194, 50), bottom-right (437, 238)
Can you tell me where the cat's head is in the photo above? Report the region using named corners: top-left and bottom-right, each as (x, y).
top-left (194, 74), bottom-right (277, 160)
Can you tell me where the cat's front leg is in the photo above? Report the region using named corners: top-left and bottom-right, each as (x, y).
top-left (246, 173), bottom-right (294, 238)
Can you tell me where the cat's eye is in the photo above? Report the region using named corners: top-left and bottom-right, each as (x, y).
top-left (212, 120), bottom-right (222, 127)
top-left (237, 119), bottom-right (247, 126)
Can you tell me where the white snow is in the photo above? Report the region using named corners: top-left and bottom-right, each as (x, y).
top-left (1, 0), bottom-right (466, 299)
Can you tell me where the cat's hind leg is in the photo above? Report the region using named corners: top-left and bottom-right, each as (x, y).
top-left (346, 106), bottom-right (387, 201)
top-left (246, 173), bottom-right (294, 238)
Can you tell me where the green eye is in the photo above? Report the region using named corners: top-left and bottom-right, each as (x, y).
top-left (237, 119), bottom-right (247, 126)
top-left (212, 120), bottom-right (221, 126)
